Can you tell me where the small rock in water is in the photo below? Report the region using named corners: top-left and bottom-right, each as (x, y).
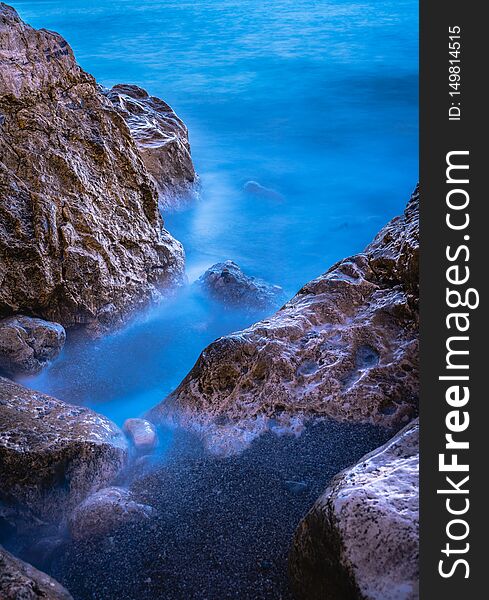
top-left (69, 487), bottom-right (154, 541)
top-left (0, 316), bottom-right (65, 376)
top-left (123, 418), bottom-right (158, 451)
top-left (244, 180), bottom-right (284, 202)
top-left (197, 260), bottom-right (284, 310)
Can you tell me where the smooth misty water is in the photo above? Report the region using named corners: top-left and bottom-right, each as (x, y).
top-left (13, 0), bottom-right (418, 423)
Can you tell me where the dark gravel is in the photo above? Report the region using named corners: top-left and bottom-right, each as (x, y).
top-left (44, 420), bottom-right (391, 600)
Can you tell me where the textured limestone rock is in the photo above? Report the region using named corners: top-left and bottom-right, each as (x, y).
top-left (289, 420), bottom-right (419, 600)
top-left (68, 486), bottom-right (154, 541)
top-left (104, 84), bottom-right (196, 209)
top-left (0, 4), bottom-right (185, 331)
top-left (0, 315), bottom-right (65, 376)
top-left (0, 545), bottom-right (73, 600)
top-left (197, 260), bottom-right (284, 310)
top-left (150, 187), bottom-right (419, 431)
top-left (122, 418), bottom-right (158, 452)
top-left (0, 377), bottom-right (128, 528)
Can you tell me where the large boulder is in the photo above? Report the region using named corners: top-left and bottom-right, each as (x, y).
top-left (0, 377), bottom-right (128, 528)
top-left (0, 315), bottom-right (65, 376)
top-left (68, 486), bottom-right (154, 541)
top-left (0, 4), bottom-right (185, 331)
top-left (197, 260), bottom-right (284, 310)
top-left (104, 84), bottom-right (196, 209)
top-left (0, 545), bottom-right (73, 600)
top-left (149, 188), bottom-right (419, 432)
top-left (289, 420), bottom-right (419, 600)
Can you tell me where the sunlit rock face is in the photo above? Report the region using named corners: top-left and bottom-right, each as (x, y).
top-left (150, 187), bottom-right (419, 432)
top-left (104, 84), bottom-right (196, 210)
top-left (197, 260), bottom-right (285, 311)
top-left (289, 420), bottom-right (419, 600)
top-left (0, 4), bottom-right (185, 331)
top-left (0, 544), bottom-right (73, 600)
top-left (0, 377), bottom-right (128, 530)
top-left (0, 315), bottom-right (65, 376)
top-left (68, 486), bottom-right (154, 541)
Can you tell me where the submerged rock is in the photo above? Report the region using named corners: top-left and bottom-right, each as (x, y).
top-left (0, 315), bottom-right (65, 376)
top-left (104, 84), bottom-right (196, 209)
top-left (0, 377), bottom-right (128, 528)
top-left (123, 418), bottom-right (158, 452)
top-left (289, 419), bottom-right (419, 600)
top-left (197, 260), bottom-right (284, 310)
top-left (68, 486), bottom-right (154, 541)
top-left (0, 544), bottom-right (73, 600)
top-left (0, 5), bottom-right (185, 331)
top-left (150, 187), bottom-right (419, 430)
top-left (244, 180), bottom-right (284, 202)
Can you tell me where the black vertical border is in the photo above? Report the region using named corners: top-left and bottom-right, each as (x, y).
top-left (420, 1), bottom-right (484, 597)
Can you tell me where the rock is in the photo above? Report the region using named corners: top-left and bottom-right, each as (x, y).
top-left (104, 84), bottom-right (196, 209)
top-left (122, 418), bottom-right (158, 452)
top-left (68, 486), bottom-right (154, 541)
top-left (149, 187), bottom-right (419, 431)
top-left (0, 544), bottom-right (73, 600)
top-left (197, 260), bottom-right (284, 310)
top-left (289, 419), bottom-right (419, 600)
top-left (0, 377), bottom-right (128, 528)
top-left (0, 316), bottom-right (65, 376)
top-left (0, 5), bottom-right (185, 331)
top-left (244, 180), bottom-right (284, 202)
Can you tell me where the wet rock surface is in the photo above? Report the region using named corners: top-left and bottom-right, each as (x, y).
top-left (243, 181), bottom-right (284, 202)
top-left (0, 5), bottom-right (185, 331)
top-left (104, 84), bottom-right (196, 209)
top-left (150, 188), bottom-right (419, 431)
top-left (0, 315), bottom-right (65, 376)
top-left (0, 377), bottom-right (128, 529)
top-left (47, 421), bottom-right (390, 600)
top-left (289, 420), bottom-right (419, 600)
top-left (123, 418), bottom-right (158, 452)
top-left (197, 260), bottom-right (284, 310)
top-left (0, 544), bottom-right (73, 600)
top-left (68, 486), bottom-right (154, 541)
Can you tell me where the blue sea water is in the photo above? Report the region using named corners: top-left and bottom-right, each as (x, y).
top-left (13, 0), bottom-right (418, 424)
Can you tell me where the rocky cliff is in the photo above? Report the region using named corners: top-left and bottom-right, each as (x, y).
top-left (0, 4), bottom-right (188, 331)
top-left (104, 84), bottom-right (196, 209)
top-left (149, 187), bottom-right (419, 439)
